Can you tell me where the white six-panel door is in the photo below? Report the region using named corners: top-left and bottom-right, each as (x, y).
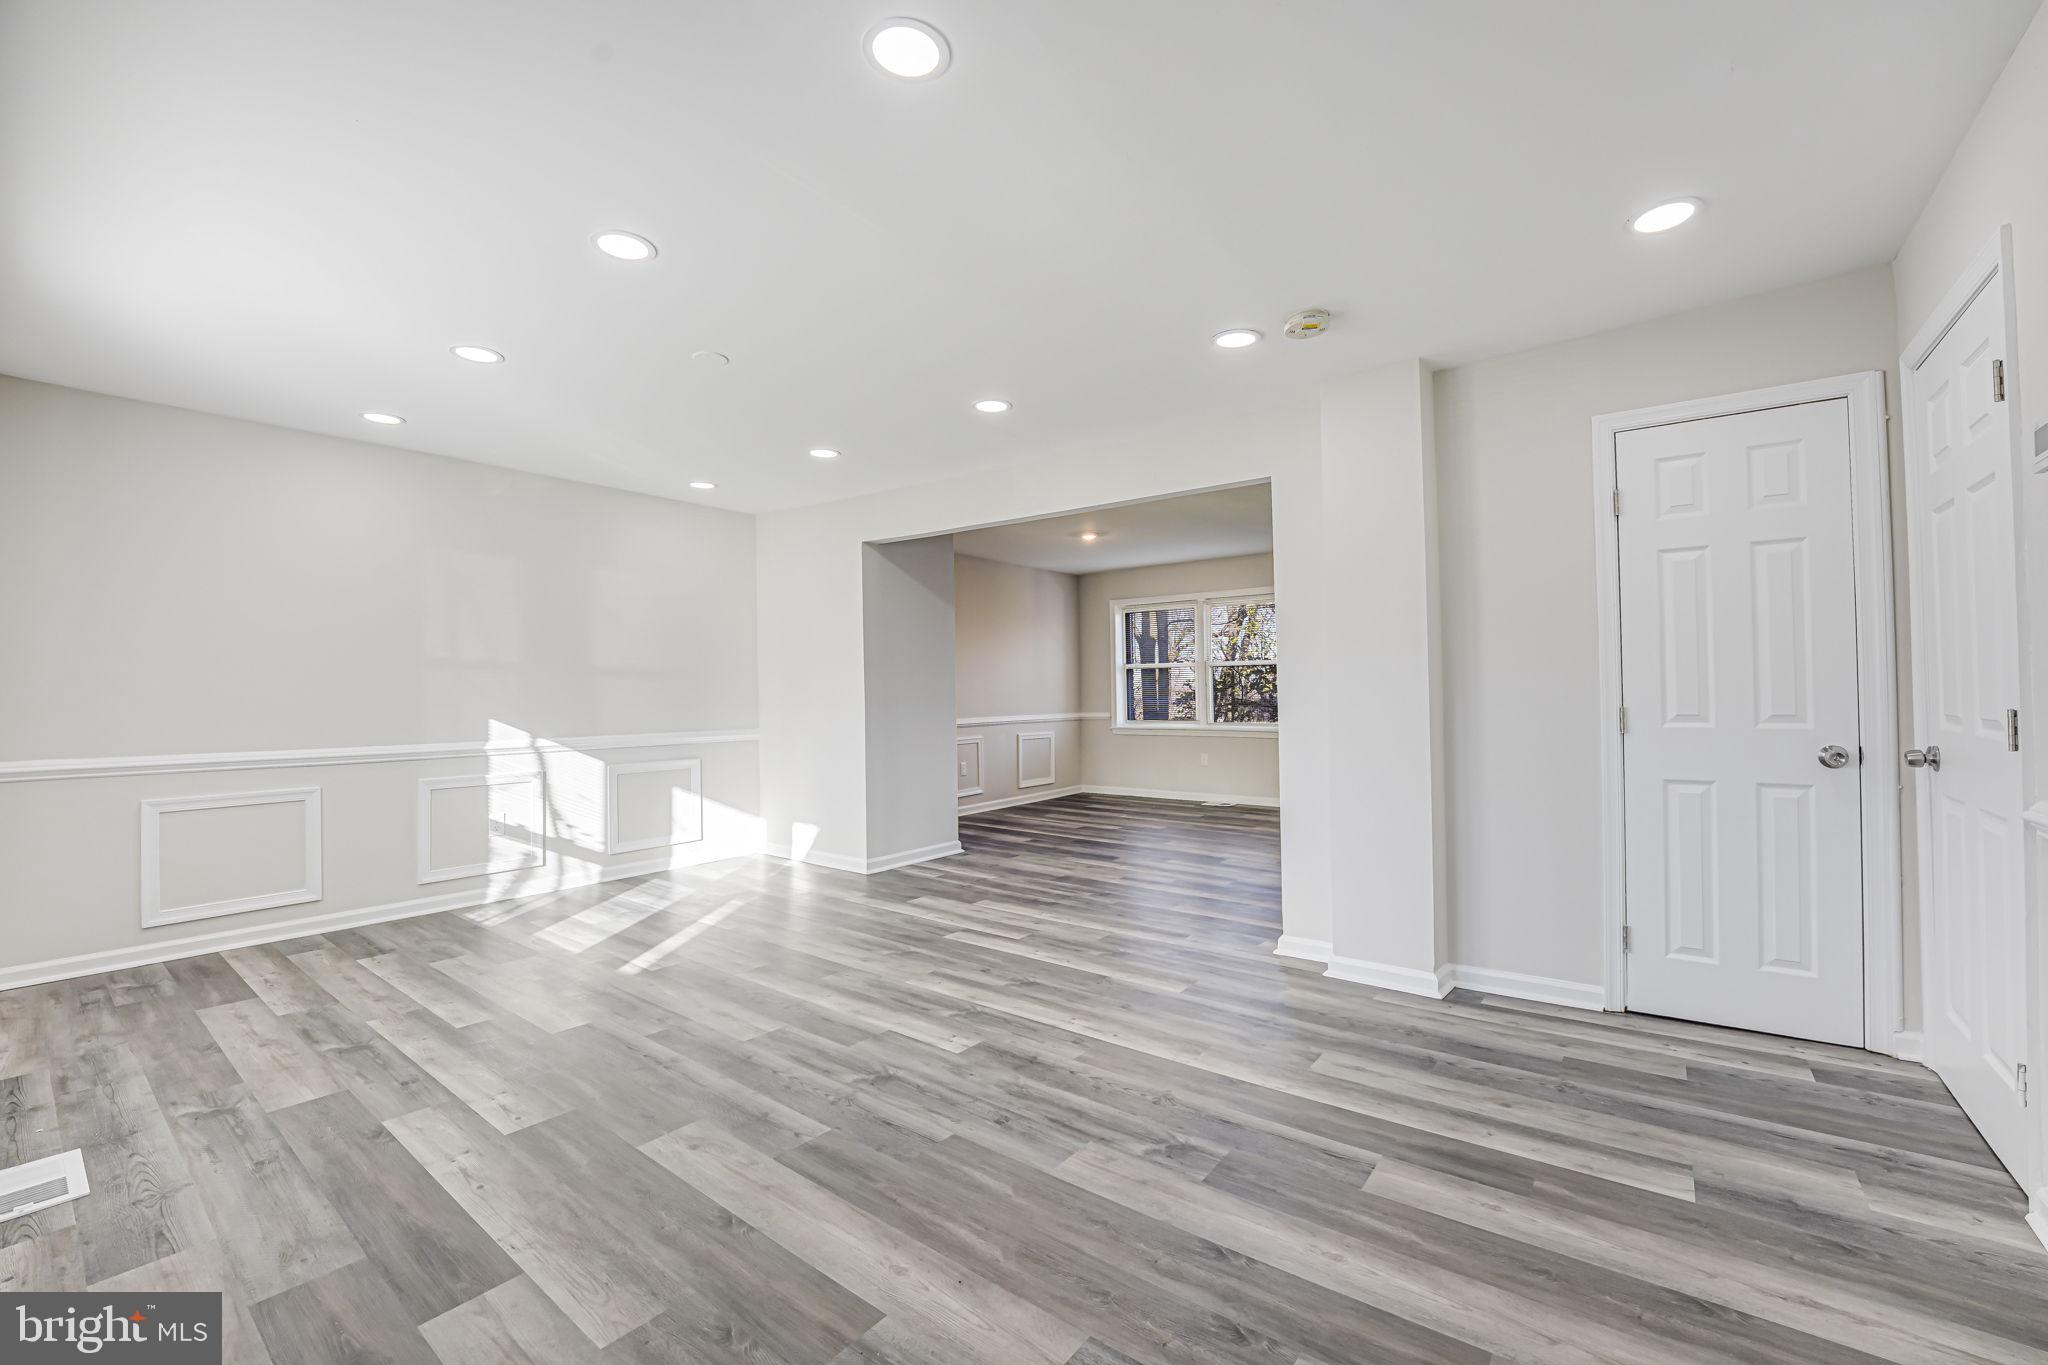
top-left (1616, 399), bottom-right (1866, 1046)
top-left (1902, 267), bottom-right (2030, 1181)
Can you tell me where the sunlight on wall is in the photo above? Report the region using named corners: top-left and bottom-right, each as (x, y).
top-left (455, 720), bottom-right (765, 927)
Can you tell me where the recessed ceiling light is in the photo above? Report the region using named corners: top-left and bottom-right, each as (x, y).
top-left (450, 345), bottom-right (505, 364)
top-left (690, 480), bottom-right (716, 490)
top-left (809, 448), bottom-right (841, 460)
top-left (690, 350), bottom-right (730, 366)
top-left (1079, 532), bottom-right (1100, 543)
top-left (1630, 199), bottom-right (1700, 234)
top-left (1212, 329), bottom-right (1262, 349)
top-left (865, 18), bottom-right (950, 79)
top-left (974, 398), bottom-right (1011, 414)
top-left (592, 230), bottom-right (658, 261)
top-left (361, 412), bottom-right (405, 425)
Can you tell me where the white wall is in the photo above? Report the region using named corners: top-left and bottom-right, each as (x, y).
top-left (953, 554), bottom-right (1081, 717)
top-left (1887, 2), bottom-right (2048, 1233)
top-left (1433, 265), bottom-right (1903, 991)
top-left (1076, 553), bottom-right (1278, 802)
top-left (952, 553), bottom-right (1085, 811)
top-left (0, 377), bottom-right (763, 983)
top-left (861, 537), bottom-right (959, 864)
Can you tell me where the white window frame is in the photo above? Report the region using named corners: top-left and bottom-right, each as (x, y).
top-left (1111, 586), bottom-right (1277, 734)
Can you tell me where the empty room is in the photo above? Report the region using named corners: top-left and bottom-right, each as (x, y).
top-left (4, 2), bottom-right (2048, 1361)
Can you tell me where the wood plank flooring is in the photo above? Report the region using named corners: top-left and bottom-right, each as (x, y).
top-left (3, 793), bottom-right (2043, 1362)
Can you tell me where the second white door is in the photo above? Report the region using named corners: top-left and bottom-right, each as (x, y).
top-left (1902, 263), bottom-right (2030, 1182)
top-left (1617, 398), bottom-right (1865, 1046)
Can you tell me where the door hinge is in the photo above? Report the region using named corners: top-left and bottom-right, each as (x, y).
top-left (1993, 358), bottom-right (2006, 402)
top-left (2008, 708), bottom-right (2021, 752)
top-left (2020, 1061), bottom-right (2030, 1107)
top-left (1612, 488), bottom-right (1622, 517)
top-left (1618, 706), bottom-right (1627, 734)
top-left (1621, 924), bottom-right (1632, 953)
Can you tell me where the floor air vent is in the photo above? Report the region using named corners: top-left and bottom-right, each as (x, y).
top-left (0, 1150), bottom-right (89, 1220)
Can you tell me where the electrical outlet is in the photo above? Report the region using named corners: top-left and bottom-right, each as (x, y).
top-left (959, 760), bottom-right (969, 778)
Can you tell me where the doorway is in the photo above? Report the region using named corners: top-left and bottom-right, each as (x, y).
top-left (1593, 373), bottom-right (1901, 1049)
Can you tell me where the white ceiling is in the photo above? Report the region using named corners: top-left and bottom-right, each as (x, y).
top-left (1, 1), bottom-right (2036, 513)
top-left (953, 483), bottom-right (1272, 574)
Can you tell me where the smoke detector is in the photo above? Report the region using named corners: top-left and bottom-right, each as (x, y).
top-left (1283, 308), bottom-right (1332, 339)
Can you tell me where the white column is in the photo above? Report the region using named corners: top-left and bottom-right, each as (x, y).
top-left (1318, 360), bottom-right (1451, 994)
top-left (860, 537), bottom-right (961, 869)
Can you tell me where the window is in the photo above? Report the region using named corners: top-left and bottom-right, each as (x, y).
top-left (1116, 589), bottom-right (1277, 729)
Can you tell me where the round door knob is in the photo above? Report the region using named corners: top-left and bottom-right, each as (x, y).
top-left (1818, 745), bottom-right (1850, 769)
top-left (1904, 746), bottom-right (1941, 771)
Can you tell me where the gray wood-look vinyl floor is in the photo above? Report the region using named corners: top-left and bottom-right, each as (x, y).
top-left (3, 793), bottom-right (2043, 1363)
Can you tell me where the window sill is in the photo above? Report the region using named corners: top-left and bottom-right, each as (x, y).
top-left (1111, 723), bottom-right (1279, 736)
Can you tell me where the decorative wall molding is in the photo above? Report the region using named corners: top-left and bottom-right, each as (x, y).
top-left (764, 840), bottom-right (963, 875)
top-left (1079, 783), bottom-right (1280, 809)
top-left (954, 712), bottom-right (1106, 727)
top-left (416, 772), bottom-right (547, 885)
top-left (0, 728), bottom-right (761, 784)
top-left (1324, 954), bottom-right (1450, 999)
top-left (1440, 963), bottom-right (1604, 1012)
top-left (954, 737), bottom-right (984, 798)
top-left (1017, 731), bottom-right (1057, 789)
top-left (958, 785), bottom-right (1083, 816)
top-left (604, 757), bottom-right (703, 855)
top-left (140, 787), bottom-right (323, 928)
top-left (0, 850), bottom-right (687, 994)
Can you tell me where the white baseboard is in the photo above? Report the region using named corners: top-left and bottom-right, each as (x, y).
top-left (958, 786), bottom-right (1085, 816)
top-left (1440, 963), bottom-right (1604, 1011)
top-left (1077, 784), bottom-right (1281, 809)
top-left (1888, 1030), bottom-right (1924, 1062)
top-left (0, 850), bottom-right (695, 994)
top-left (2028, 1190), bottom-right (2048, 1255)
top-left (1272, 935), bottom-right (1332, 963)
top-left (865, 840), bottom-right (964, 873)
top-left (1324, 954), bottom-right (1450, 999)
top-left (764, 840), bottom-right (963, 876)
top-left (764, 843), bottom-right (857, 873)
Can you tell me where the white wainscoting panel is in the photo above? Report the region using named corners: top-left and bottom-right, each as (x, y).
top-left (416, 771), bottom-right (547, 885)
top-left (955, 737), bottom-right (984, 798)
top-left (605, 758), bottom-right (704, 855)
top-left (1017, 731), bottom-right (1056, 789)
top-left (140, 787), bottom-right (322, 928)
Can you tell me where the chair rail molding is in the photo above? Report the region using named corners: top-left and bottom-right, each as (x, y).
top-left (0, 729), bottom-right (760, 783)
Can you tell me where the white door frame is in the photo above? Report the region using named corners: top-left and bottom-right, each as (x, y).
top-left (1591, 371), bottom-right (1904, 1054)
